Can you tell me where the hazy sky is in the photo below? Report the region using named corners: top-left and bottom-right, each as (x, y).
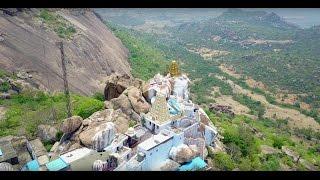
top-left (244, 8), bottom-right (320, 28)
top-left (96, 8), bottom-right (320, 28)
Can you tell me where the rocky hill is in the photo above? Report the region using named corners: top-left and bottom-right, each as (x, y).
top-left (0, 8), bottom-right (131, 95)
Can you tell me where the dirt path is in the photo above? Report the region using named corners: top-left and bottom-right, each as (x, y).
top-left (0, 106), bottom-right (6, 120)
top-left (215, 75), bottom-right (320, 132)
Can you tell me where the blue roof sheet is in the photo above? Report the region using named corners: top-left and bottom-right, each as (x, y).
top-left (26, 160), bottom-right (40, 171)
top-left (46, 157), bottom-right (69, 171)
top-left (0, 149), bottom-right (3, 156)
top-left (168, 98), bottom-right (181, 115)
top-left (179, 157), bottom-right (207, 171)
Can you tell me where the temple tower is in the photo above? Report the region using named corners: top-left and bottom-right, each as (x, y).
top-left (169, 60), bottom-right (181, 77)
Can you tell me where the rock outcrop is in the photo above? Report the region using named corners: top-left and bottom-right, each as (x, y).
top-left (92, 122), bottom-right (117, 151)
top-left (126, 86), bottom-right (150, 114)
top-left (260, 145), bottom-right (281, 155)
top-left (104, 74), bottom-right (143, 101)
top-left (60, 116), bottom-right (82, 134)
top-left (209, 104), bottom-right (235, 117)
top-left (169, 144), bottom-right (197, 164)
top-left (60, 108), bottom-right (131, 150)
top-left (79, 122), bottom-right (116, 149)
top-left (107, 85), bottom-right (150, 120)
top-left (37, 125), bottom-right (58, 142)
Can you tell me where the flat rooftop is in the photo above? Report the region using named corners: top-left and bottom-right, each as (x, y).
top-left (60, 147), bottom-right (95, 164)
top-left (138, 131), bottom-right (173, 151)
top-left (70, 151), bottom-right (110, 171)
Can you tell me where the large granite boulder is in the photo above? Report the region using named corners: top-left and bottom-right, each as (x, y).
top-left (104, 100), bottom-right (114, 109)
top-left (83, 109), bottom-right (114, 126)
top-left (110, 94), bottom-right (132, 115)
top-left (126, 86), bottom-right (150, 114)
top-left (79, 122), bottom-right (116, 148)
top-left (113, 115), bottom-right (129, 134)
top-left (92, 122), bottom-right (117, 151)
top-left (37, 125), bottom-right (58, 142)
top-left (60, 116), bottom-right (83, 134)
top-left (169, 144), bottom-right (197, 164)
top-left (104, 74), bottom-right (143, 101)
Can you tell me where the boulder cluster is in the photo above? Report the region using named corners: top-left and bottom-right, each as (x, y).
top-left (50, 74), bottom-right (151, 155)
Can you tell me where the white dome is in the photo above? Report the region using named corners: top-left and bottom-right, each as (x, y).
top-left (0, 162), bottom-right (14, 171)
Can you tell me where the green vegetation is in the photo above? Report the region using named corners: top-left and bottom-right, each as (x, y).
top-left (129, 120), bottom-right (137, 128)
top-left (0, 81), bottom-right (10, 92)
top-left (213, 152), bottom-right (236, 170)
top-left (232, 94), bottom-right (265, 118)
top-left (73, 96), bottom-right (104, 119)
top-left (206, 111), bottom-right (320, 170)
top-left (39, 9), bottom-right (76, 39)
top-left (55, 131), bottom-right (63, 140)
top-left (0, 89), bottom-right (104, 138)
top-left (92, 92), bottom-right (105, 102)
top-left (106, 23), bottom-right (169, 81)
top-left (43, 140), bottom-right (54, 152)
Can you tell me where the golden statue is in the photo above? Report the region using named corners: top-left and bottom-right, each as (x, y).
top-left (169, 60), bottom-right (181, 77)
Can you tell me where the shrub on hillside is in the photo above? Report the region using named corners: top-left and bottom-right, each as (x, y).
top-left (92, 92), bottom-right (105, 101)
top-left (272, 136), bottom-right (285, 149)
top-left (213, 152), bottom-right (236, 170)
top-left (73, 98), bottom-right (104, 119)
top-left (0, 82), bottom-right (10, 92)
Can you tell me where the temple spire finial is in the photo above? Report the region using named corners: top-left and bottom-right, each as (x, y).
top-left (169, 60), bottom-right (181, 77)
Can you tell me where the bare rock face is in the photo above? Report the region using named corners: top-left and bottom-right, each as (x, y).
top-left (108, 86), bottom-right (150, 119)
top-left (80, 122), bottom-right (116, 149)
top-left (84, 109), bottom-right (114, 126)
top-left (110, 94), bottom-right (133, 115)
top-left (260, 145), bottom-right (281, 155)
top-left (104, 100), bottom-right (114, 109)
top-left (104, 74), bottom-right (143, 101)
top-left (281, 146), bottom-right (300, 162)
top-left (0, 9), bottom-right (131, 95)
top-left (209, 104), bottom-right (235, 117)
top-left (169, 144), bottom-right (197, 164)
top-left (76, 108), bottom-right (131, 150)
top-left (92, 122), bottom-right (117, 151)
top-left (37, 124), bottom-right (58, 142)
top-left (126, 86), bottom-right (150, 114)
top-left (60, 116), bottom-right (83, 134)
top-left (113, 115), bottom-right (129, 134)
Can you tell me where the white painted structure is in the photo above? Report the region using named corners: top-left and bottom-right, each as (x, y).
top-left (118, 129), bottom-right (184, 171)
top-left (60, 147), bottom-right (95, 164)
top-left (142, 114), bottom-right (172, 135)
top-left (172, 75), bottom-right (190, 101)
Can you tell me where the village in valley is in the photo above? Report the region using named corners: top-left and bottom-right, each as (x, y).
top-left (0, 61), bottom-right (223, 171)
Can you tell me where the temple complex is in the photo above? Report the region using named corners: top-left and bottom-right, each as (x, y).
top-left (5, 60), bottom-right (220, 171)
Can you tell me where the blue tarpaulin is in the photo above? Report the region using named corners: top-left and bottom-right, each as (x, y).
top-left (168, 98), bottom-right (181, 115)
top-left (46, 157), bottom-right (69, 171)
top-left (26, 160), bottom-right (40, 171)
top-left (0, 149), bottom-right (2, 156)
top-left (178, 157), bottom-right (207, 171)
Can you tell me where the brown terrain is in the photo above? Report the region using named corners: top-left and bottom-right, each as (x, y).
top-left (0, 8), bottom-right (131, 95)
top-left (188, 47), bottom-right (230, 60)
top-left (211, 86), bottom-right (255, 119)
top-left (215, 74), bottom-right (320, 131)
top-left (219, 65), bottom-right (314, 112)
